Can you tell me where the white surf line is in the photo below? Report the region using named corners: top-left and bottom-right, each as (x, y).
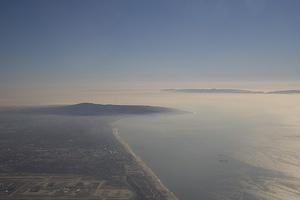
top-left (112, 128), bottom-right (178, 200)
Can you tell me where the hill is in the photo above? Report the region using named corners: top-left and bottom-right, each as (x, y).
top-left (6, 103), bottom-right (178, 116)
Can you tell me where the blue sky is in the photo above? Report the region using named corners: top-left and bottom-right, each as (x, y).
top-left (0, 0), bottom-right (300, 88)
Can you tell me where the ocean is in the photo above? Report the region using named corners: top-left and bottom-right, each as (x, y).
top-left (112, 92), bottom-right (300, 200)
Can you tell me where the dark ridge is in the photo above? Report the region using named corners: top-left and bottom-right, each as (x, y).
top-left (163, 88), bottom-right (264, 94)
top-left (3, 103), bottom-right (180, 116)
top-left (267, 90), bottom-right (300, 94)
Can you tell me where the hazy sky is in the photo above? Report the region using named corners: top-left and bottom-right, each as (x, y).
top-left (0, 0), bottom-right (299, 90)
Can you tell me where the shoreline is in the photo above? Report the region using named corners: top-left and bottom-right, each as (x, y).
top-left (112, 128), bottom-right (178, 200)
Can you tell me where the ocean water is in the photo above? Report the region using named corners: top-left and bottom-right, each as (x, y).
top-left (112, 92), bottom-right (300, 200)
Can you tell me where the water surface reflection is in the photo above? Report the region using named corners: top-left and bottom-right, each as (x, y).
top-left (113, 93), bottom-right (300, 200)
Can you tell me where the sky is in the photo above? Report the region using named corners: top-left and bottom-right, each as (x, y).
top-left (0, 0), bottom-right (300, 104)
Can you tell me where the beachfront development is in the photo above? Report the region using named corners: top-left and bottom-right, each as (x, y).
top-left (0, 105), bottom-right (178, 200)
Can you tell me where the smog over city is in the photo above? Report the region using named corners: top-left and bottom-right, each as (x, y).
top-left (0, 1), bottom-right (300, 200)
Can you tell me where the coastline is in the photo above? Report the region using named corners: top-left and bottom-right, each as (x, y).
top-left (112, 128), bottom-right (178, 200)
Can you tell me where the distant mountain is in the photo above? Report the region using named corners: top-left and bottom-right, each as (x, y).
top-left (163, 88), bottom-right (300, 95)
top-left (6, 103), bottom-right (179, 116)
top-left (163, 88), bottom-right (264, 94)
top-left (267, 90), bottom-right (300, 94)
